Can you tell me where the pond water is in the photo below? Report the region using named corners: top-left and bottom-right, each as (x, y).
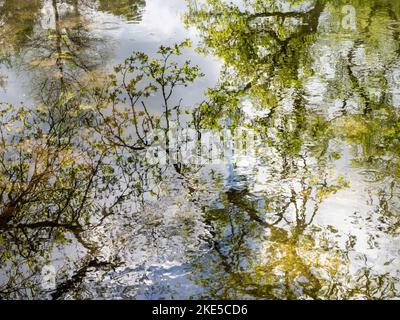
top-left (1, 0), bottom-right (400, 300)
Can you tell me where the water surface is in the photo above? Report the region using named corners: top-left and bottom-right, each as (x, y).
top-left (1, 0), bottom-right (400, 300)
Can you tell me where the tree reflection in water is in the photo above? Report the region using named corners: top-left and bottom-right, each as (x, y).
top-left (1, 0), bottom-right (400, 299)
top-left (184, 0), bottom-right (400, 299)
